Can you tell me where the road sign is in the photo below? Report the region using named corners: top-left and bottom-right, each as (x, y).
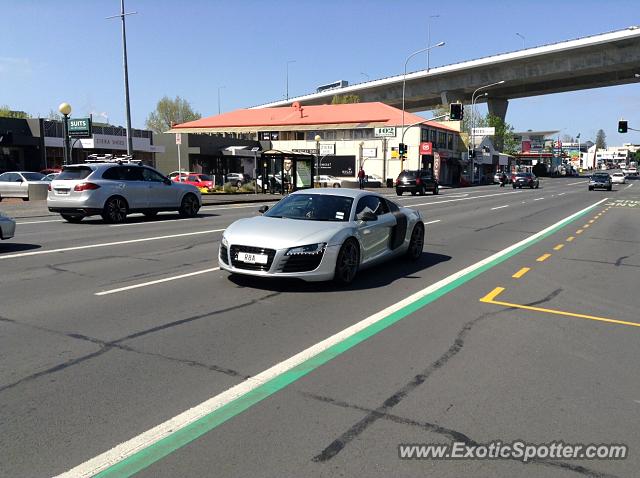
top-left (419, 142), bottom-right (433, 155)
top-left (175, 133), bottom-right (182, 145)
top-left (375, 127), bottom-right (396, 137)
top-left (472, 127), bottom-right (495, 136)
top-left (68, 118), bottom-right (92, 138)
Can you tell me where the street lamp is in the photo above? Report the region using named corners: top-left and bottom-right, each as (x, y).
top-left (217, 86), bottom-right (226, 115)
top-left (58, 102), bottom-right (72, 165)
top-left (286, 60), bottom-right (296, 100)
top-left (469, 80), bottom-right (505, 183)
top-left (360, 72), bottom-right (370, 81)
top-left (516, 32), bottom-right (525, 49)
top-left (315, 134), bottom-right (321, 179)
top-left (402, 41), bottom-right (445, 154)
top-left (427, 14), bottom-right (440, 71)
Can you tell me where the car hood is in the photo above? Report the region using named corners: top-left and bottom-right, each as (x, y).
top-left (224, 216), bottom-right (348, 249)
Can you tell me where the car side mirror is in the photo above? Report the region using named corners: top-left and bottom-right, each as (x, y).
top-left (258, 205), bottom-right (269, 214)
top-left (357, 211), bottom-right (377, 222)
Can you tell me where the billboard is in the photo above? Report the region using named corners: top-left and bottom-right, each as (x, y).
top-left (318, 155), bottom-right (356, 177)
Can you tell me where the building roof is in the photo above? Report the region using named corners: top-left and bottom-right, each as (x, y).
top-left (169, 102), bottom-right (457, 133)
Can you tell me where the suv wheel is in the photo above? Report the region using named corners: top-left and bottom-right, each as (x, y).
top-left (179, 193), bottom-right (200, 218)
top-left (101, 196), bottom-right (128, 224)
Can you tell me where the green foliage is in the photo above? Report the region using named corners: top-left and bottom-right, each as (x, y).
top-left (145, 96), bottom-right (201, 133)
top-left (223, 182), bottom-right (237, 193)
top-left (239, 182), bottom-right (255, 193)
top-left (595, 129), bottom-right (606, 149)
top-left (0, 105), bottom-right (30, 119)
top-left (486, 115), bottom-right (518, 155)
top-left (330, 94), bottom-right (360, 104)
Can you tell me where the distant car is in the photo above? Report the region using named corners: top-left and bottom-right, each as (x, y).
top-left (0, 171), bottom-right (49, 200)
top-left (47, 162), bottom-right (201, 223)
top-left (0, 211), bottom-right (16, 240)
top-left (395, 170), bottom-right (439, 196)
top-left (43, 173), bottom-right (59, 181)
top-left (365, 174), bottom-right (384, 188)
top-left (40, 168), bottom-right (62, 176)
top-left (314, 175), bottom-right (343, 188)
top-left (226, 173), bottom-right (248, 187)
top-left (512, 172), bottom-right (539, 189)
top-left (611, 172), bottom-right (626, 184)
top-left (625, 167), bottom-right (638, 177)
top-left (588, 173), bottom-right (612, 191)
top-left (493, 171), bottom-right (511, 184)
top-left (174, 173), bottom-right (214, 192)
top-left (219, 189), bottom-right (424, 284)
top-left (168, 171), bottom-right (189, 181)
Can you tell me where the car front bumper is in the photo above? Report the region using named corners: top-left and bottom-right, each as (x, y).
top-left (219, 243), bottom-right (341, 282)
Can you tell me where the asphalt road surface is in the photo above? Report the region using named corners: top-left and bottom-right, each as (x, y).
top-left (1, 177), bottom-right (638, 478)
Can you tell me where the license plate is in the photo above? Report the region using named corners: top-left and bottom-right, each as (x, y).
top-left (237, 252), bottom-right (268, 264)
top-left (56, 189), bottom-right (70, 195)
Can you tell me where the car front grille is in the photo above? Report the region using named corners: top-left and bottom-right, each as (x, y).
top-left (230, 245), bottom-right (276, 271)
top-left (279, 251), bottom-right (325, 273)
top-left (220, 245), bottom-right (229, 265)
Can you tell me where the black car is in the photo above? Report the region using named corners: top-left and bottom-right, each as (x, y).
top-left (588, 173), bottom-right (612, 191)
top-left (512, 172), bottom-right (539, 189)
top-left (395, 170), bottom-right (439, 196)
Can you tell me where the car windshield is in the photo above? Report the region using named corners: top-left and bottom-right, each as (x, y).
top-left (22, 172), bottom-right (45, 181)
top-left (593, 174), bottom-right (608, 179)
top-left (198, 174), bottom-right (212, 181)
top-left (57, 167), bottom-right (93, 180)
top-left (264, 194), bottom-right (353, 222)
top-left (516, 173), bottom-right (530, 177)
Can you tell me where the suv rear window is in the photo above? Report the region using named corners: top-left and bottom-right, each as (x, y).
top-left (399, 171), bottom-right (418, 179)
top-left (57, 167), bottom-right (93, 180)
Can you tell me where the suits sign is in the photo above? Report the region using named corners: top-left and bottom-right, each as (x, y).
top-left (419, 142), bottom-right (433, 155)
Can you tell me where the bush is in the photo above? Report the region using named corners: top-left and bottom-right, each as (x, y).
top-left (239, 183), bottom-right (255, 193)
top-left (223, 182), bottom-right (237, 193)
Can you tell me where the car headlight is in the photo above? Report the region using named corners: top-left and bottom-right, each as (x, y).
top-left (285, 243), bottom-right (326, 256)
top-left (221, 235), bottom-right (229, 247)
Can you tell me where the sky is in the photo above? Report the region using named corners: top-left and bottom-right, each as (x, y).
top-left (2, 0), bottom-right (639, 146)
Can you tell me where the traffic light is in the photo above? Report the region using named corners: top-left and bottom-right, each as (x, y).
top-left (399, 143), bottom-right (407, 155)
top-left (449, 102), bottom-right (463, 121)
top-left (618, 120), bottom-right (628, 133)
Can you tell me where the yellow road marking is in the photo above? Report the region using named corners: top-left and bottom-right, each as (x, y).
top-left (583, 224), bottom-right (590, 228)
top-left (576, 229), bottom-right (584, 234)
top-left (589, 220), bottom-right (595, 224)
top-left (553, 244), bottom-right (564, 251)
top-left (480, 287), bottom-right (640, 329)
top-left (537, 253), bottom-right (552, 262)
top-left (512, 267), bottom-right (531, 279)
top-left (567, 236), bottom-right (575, 242)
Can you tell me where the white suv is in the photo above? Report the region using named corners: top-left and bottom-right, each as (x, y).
top-left (47, 162), bottom-right (201, 223)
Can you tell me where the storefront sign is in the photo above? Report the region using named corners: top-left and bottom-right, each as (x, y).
top-left (472, 127), bottom-right (495, 136)
top-left (319, 143), bottom-right (335, 155)
top-left (318, 155), bottom-right (355, 176)
top-left (68, 118), bottom-right (92, 138)
top-left (419, 142), bottom-right (433, 155)
top-left (362, 147), bottom-right (377, 158)
top-left (433, 151), bottom-right (441, 181)
top-left (375, 127), bottom-right (396, 137)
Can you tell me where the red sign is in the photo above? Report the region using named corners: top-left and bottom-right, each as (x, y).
top-left (419, 142), bottom-right (433, 155)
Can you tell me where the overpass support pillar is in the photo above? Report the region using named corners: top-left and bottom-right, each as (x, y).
top-left (487, 98), bottom-right (509, 122)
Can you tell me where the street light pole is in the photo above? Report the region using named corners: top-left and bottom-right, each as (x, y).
top-left (402, 41), bottom-right (445, 166)
top-left (58, 102), bottom-right (72, 166)
top-left (286, 60), bottom-right (296, 100)
top-left (427, 14), bottom-right (440, 71)
top-left (217, 86), bottom-right (225, 115)
top-left (469, 80), bottom-right (505, 183)
top-left (107, 0), bottom-right (137, 157)
top-left (315, 134), bottom-right (321, 182)
top-left (516, 32), bottom-right (525, 49)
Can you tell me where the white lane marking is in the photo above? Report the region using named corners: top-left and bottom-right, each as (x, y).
top-left (201, 204), bottom-right (269, 211)
top-left (558, 192), bottom-right (566, 196)
top-left (491, 205), bottom-right (509, 210)
top-left (405, 191), bottom-right (520, 207)
top-left (424, 220), bottom-right (441, 225)
top-left (15, 219), bottom-right (62, 225)
top-left (626, 183), bottom-right (633, 189)
top-left (534, 197), bottom-right (545, 201)
top-left (95, 268), bottom-right (220, 296)
top-left (58, 197), bottom-right (608, 478)
top-left (567, 181), bottom-right (587, 186)
top-left (0, 229), bottom-right (225, 260)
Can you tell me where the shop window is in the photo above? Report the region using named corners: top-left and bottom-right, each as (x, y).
top-left (447, 134), bottom-right (453, 150)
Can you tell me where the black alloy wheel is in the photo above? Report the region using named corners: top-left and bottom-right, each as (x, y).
top-left (334, 239), bottom-right (360, 285)
top-left (406, 223), bottom-right (425, 260)
top-left (179, 194), bottom-right (200, 218)
top-left (101, 197), bottom-right (128, 224)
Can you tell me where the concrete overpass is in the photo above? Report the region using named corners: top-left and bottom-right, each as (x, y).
top-left (253, 26), bottom-right (640, 121)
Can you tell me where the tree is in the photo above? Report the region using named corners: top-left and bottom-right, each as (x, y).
top-left (330, 94), bottom-right (360, 104)
top-left (486, 115), bottom-right (518, 154)
top-left (46, 109), bottom-right (62, 121)
top-left (595, 129), bottom-right (606, 149)
top-left (145, 96), bottom-right (201, 133)
top-left (0, 105), bottom-right (30, 119)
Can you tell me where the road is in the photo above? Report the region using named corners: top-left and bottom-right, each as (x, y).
top-left (1, 177), bottom-right (638, 478)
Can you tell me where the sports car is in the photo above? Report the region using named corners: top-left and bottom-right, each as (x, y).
top-left (219, 188), bottom-right (425, 284)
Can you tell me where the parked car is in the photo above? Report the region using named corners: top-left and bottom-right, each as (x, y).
top-left (0, 171), bottom-right (49, 200)
top-left (512, 172), bottom-right (539, 189)
top-left (314, 175), bottom-right (343, 188)
top-left (43, 173), bottom-right (59, 181)
top-left (168, 171), bottom-right (189, 181)
top-left (588, 173), bottom-right (612, 191)
top-left (174, 173), bottom-right (214, 192)
top-left (611, 172), bottom-right (626, 184)
top-left (219, 189), bottom-right (424, 284)
top-left (0, 211), bottom-right (16, 240)
top-left (226, 173), bottom-right (249, 187)
top-left (47, 162), bottom-right (201, 223)
top-left (365, 174), bottom-right (384, 188)
top-left (395, 170), bottom-right (439, 196)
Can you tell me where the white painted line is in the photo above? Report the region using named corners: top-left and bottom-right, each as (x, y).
top-left (200, 204), bottom-right (269, 211)
top-left (626, 183), bottom-right (633, 189)
top-left (58, 197), bottom-right (608, 478)
top-left (424, 219), bottom-right (441, 225)
top-left (405, 191), bottom-right (520, 207)
top-left (558, 192), bottom-right (566, 196)
top-left (534, 197), bottom-right (545, 201)
top-left (95, 267), bottom-right (220, 296)
top-left (15, 219), bottom-right (62, 225)
top-left (0, 228), bottom-right (225, 260)
top-left (567, 181), bottom-right (587, 186)
top-left (491, 205), bottom-right (509, 210)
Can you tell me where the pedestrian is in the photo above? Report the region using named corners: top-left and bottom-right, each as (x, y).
top-left (358, 167), bottom-right (366, 189)
top-left (500, 171), bottom-right (507, 187)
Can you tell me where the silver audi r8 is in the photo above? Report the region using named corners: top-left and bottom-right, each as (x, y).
top-left (219, 188), bottom-right (425, 284)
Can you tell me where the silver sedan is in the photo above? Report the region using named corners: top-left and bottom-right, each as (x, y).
top-left (0, 212), bottom-right (16, 240)
top-left (219, 188), bottom-right (425, 284)
top-left (0, 172), bottom-right (48, 200)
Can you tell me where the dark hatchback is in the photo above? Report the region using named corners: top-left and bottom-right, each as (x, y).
top-left (588, 173), bottom-right (612, 191)
top-left (512, 172), bottom-right (539, 189)
top-left (395, 170), bottom-right (439, 196)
